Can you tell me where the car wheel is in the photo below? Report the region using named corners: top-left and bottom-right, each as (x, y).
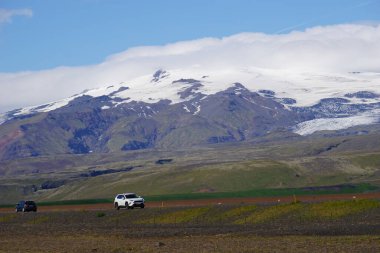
top-left (15, 208), bottom-right (19, 212)
top-left (114, 203), bottom-right (120, 210)
top-left (141, 204), bottom-right (145, 209)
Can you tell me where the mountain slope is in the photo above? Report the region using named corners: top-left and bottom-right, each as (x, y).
top-left (0, 69), bottom-right (379, 160)
top-left (0, 83), bottom-right (301, 159)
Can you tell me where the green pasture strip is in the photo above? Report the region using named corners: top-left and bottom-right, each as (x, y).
top-left (0, 198), bottom-right (113, 207)
top-left (37, 198), bottom-right (113, 206)
top-left (0, 204), bottom-right (14, 208)
top-left (144, 183), bottom-right (378, 202)
top-left (0, 198), bottom-right (115, 208)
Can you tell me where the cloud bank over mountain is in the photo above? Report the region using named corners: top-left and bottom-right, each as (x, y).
top-left (1, 24), bottom-right (380, 113)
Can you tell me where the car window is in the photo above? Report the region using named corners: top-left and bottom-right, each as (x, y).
top-left (117, 195), bottom-right (124, 199)
top-left (126, 194), bottom-right (138, 198)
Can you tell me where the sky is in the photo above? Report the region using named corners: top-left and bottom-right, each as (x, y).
top-left (0, 0), bottom-right (380, 112)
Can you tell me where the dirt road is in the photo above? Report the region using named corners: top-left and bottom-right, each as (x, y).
top-left (1, 192), bottom-right (379, 213)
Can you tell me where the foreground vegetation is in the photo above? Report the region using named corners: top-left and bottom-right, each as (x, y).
top-left (0, 199), bottom-right (379, 252)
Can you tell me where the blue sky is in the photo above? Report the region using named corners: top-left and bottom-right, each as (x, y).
top-left (1, 0), bottom-right (379, 72)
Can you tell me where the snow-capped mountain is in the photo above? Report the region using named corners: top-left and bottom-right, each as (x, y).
top-left (2, 68), bottom-right (380, 128)
top-left (0, 67), bottom-right (379, 160)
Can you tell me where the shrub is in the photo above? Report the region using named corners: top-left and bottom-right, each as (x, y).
top-left (97, 212), bottom-right (106, 218)
top-left (305, 199), bottom-right (380, 219)
top-left (235, 203), bottom-right (303, 224)
top-left (0, 214), bottom-right (17, 223)
top-left (27, 216), bottom-right (49, 224)
top-left (209, 205), bottom-right (256, 223)
top-left (139, 207), bottom-right (210, 224)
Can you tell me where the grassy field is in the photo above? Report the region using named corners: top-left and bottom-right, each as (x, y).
top-left (1, 133), bottom-right (380, 205)
top-left (1, 153), bottom-right (377, 205)
top-left (351, 153), bottom-right (380, 169)
top-left (0, 200), bottom-right (379, 252)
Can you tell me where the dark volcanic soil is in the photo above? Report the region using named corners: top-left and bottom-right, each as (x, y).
top-left (1, 199), bottom-right (379, 253)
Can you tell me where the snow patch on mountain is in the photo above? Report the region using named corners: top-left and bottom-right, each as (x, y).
top-left (183, 105), bottom-right (190, 113)
top-left (193, 104), bottom-right (201, 115)
top-left (294, 110), bottom-right (380, 135)
top-left (134, 68), bottom-right (379, 107)
top-left (81, 68), bottom-right (380, 109)
top-left (10, 67), bottom-right (380, 121)
top-left (0, 113), bottom-right (6, 125)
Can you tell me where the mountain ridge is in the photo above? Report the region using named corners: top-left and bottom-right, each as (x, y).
top-left (0, 69), bottom-right (379, 160)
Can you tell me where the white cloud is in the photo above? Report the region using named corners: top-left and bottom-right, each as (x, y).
top-left (1, 24), bottom-right (380, 113)
top-left (0, 8), bottom-right (33, 24)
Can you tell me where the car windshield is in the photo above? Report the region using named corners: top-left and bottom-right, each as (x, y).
top-left (25, 201), bottom-right (35, 205)
top-left (18, 201), bottom-right (25, 205)
top-left (125, 194), bottom-right (138, 198)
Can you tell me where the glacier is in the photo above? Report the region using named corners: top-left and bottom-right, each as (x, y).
top-left (294, 110), bottom-right (380, 135)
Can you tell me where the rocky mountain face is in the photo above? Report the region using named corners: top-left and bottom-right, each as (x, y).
top-left (0, 83), bottom-right (296, 159)
top-left (0, 70), bottom-right (379, 161)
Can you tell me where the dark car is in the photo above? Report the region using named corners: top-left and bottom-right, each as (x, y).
top-left (15, 200), bottom-right (37, 212)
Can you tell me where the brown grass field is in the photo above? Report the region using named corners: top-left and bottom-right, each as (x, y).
top-left (0, 195), bottom-right (380, 252)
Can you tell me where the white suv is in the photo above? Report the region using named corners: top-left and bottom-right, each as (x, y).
top-left (114, 193), bottom-right (145, 210)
